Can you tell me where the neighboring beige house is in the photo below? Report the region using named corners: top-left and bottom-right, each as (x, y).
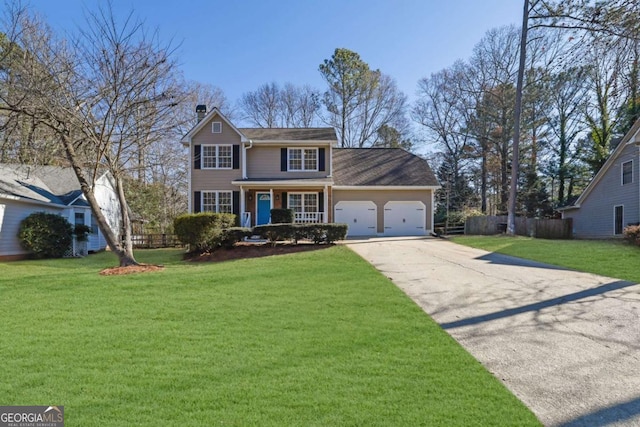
top-left (0, 164), bottom-right (121, 260)
top-left (181, 106), bottom-right (440, 237)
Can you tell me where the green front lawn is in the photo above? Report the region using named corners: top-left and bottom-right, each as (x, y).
top-left (0, 247), bottom-right (539, 426)
top-left (452, 235), bottom-right (640, 282)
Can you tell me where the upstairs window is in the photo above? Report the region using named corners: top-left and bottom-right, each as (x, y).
top-left (288, 148), bottom-right (318, 171)
top-left (212, 122), bottom-right (222, 133)
top-left (622, 160), bottom-right (633, 185)
top-left (202, 145), bottom-right (232, 169)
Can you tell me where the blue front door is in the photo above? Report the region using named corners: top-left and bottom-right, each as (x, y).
top-left (257, 193), bottom-right (271, 225)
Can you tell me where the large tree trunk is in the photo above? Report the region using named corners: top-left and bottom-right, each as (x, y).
top-left (60, 134), bottom-right (138, 267)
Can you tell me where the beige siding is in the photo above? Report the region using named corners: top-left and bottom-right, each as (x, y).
top-left (332, 189), bottom-right (433, 233)
top-left (192, 169), bottom-right (242, 191)
top-left (246, 146), bottom-right (329, 179)
top-left (191, 113), bottom-right (244, 191)
top-left (192, 114), bottom-right (243, 145)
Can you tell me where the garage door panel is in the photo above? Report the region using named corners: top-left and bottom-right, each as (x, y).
top-left (384, 201), bottom-right (426, 236)
top-left (335, 201), bottom-right (377, 237)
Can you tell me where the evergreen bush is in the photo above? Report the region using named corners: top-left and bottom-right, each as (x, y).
top-left (18, 212), bottom-right (73, 258)
top-left (174, 213), bottom-right (236, 253)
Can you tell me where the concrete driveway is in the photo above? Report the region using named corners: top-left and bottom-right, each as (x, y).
top-left (346, 237), bottom-right (640, 427)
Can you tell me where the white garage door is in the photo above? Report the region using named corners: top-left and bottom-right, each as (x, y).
top-left (384, 201), bottom-right (426, 236)
top-left (334, 201), bottom-right (377, 237)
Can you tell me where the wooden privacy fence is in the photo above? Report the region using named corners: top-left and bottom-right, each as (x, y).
top-left (121, 234), bottom-right (183, 248)
top-left (465, 216), bottom-right (573, 239)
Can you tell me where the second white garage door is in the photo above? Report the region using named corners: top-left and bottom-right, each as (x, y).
top-left (334, 201), bottom-right (377, 236)
top-left (384, 201), bottom-right (426, 236)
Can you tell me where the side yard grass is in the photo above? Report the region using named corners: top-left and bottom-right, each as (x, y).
top-left (452, 235), bottom-right (640, 283)
top-left (0, 247), bottom-right (540, 426)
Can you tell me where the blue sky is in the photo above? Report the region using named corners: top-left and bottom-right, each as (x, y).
top-left (30, 0), bottom-right (523, 105)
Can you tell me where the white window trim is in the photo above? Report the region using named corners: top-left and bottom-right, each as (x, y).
top-left (212, 121), bottom-right (222, 133)
top-left (614, 204), bottom-right (624, 235)
top-left (202, 144), bottom-right (233, 170)
top-left (202, 190), bottom-right (233, 213)
top-left (288, 192), bottom-right (319, 213)
top-left (621, 160), bottom-right (633, 185)
top-left (287, 147), bottom-right (318, 172)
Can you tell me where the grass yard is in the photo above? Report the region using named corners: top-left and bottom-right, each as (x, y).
top-left (452, 235), bottom-right (640, 282)
top-left (0, 246), bottom-right (540, 426)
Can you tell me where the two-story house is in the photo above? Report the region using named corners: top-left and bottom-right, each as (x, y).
top-left (181, 106), bottom-right (439, 237)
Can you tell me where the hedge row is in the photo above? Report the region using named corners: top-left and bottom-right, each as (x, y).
top-left (253, 223), bottom-right (347, 245)
top-left (174, 213), bottom-right (348, 253)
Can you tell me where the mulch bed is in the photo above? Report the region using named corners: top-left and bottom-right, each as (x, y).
top-left (100, 264), bottom-right (164, 276)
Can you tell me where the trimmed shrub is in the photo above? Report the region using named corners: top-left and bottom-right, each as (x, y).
top-left (325, 223), bottom-right (348, 243)
top-left (174, 212), bottom-right (236, 253)
top-left (18, 212), bottom-right (73, 258)
top-left (222, 227), bottom-right (252, 249)
top-left (253, 224), bottom-right (295, 245)
top-left (270, 208), bottom-right (294, 224)
top-left (623, 225), bottom-right (640, 246)
top-left (254, 223), bottom-right (348, 245)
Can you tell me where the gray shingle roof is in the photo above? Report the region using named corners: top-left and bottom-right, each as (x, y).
top-left (332, 148), bottom-right (439, 187)
top-left (239, 128), bottom-right (337, 142)
top-left (0, 164), bottom-right (85, 205)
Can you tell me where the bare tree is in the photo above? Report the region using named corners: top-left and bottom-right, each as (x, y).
top-left (0, 2), bottom-right (183, 266)
top-left (239, 82), bottom-right (281, 127)
top-left (279, 83), bottom-right (321, 127)
top-left (413, 63), bottom-right (473, 209)
top-left (238, 82), bottom-right (320, 128)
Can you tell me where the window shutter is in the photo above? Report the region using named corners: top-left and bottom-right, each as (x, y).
top-left (281, 148), bottom-right (287, 172)
top-left (232, 191), bottom-right (240, 225)
top-left (233, 145), bottom-right (240, 170)
top-left (193, 191), bottom-right (201, 213)
top-left (194, 145), bottom-right (201, 170)
top-left (318, 148), bottom-right (325, 172)
top-left (282, 192), bottom-right (287, 209)
top-left (318, 192), bottom-right (324, 213)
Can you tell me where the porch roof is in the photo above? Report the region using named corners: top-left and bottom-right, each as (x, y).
top-left (231, 177), bottom-right (333, 187)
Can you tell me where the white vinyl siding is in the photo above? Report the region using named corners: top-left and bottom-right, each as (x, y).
top-left (202, 145), bottom-right (232, 169)
top-left (288, 148), bottom-right (318, 172)
top-left (202, 191), bottom-right (232, 213)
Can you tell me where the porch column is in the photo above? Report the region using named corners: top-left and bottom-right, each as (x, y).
top-left (324, 185), bottom-right (329, 223)
top-left (240, 186), bottom-right (245, 226)
top-left (269, 188), bottom-right (274, 210)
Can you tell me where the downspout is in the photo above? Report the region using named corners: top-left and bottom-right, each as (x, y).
top-left (243, 139), bottom-right (253, 180)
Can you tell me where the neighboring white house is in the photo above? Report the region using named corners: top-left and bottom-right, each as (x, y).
top-left (0, 164), bottom-right (121, 260)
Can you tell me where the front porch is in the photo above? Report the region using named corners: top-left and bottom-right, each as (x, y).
top-left (238, 187), bottom-right (330, 228)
